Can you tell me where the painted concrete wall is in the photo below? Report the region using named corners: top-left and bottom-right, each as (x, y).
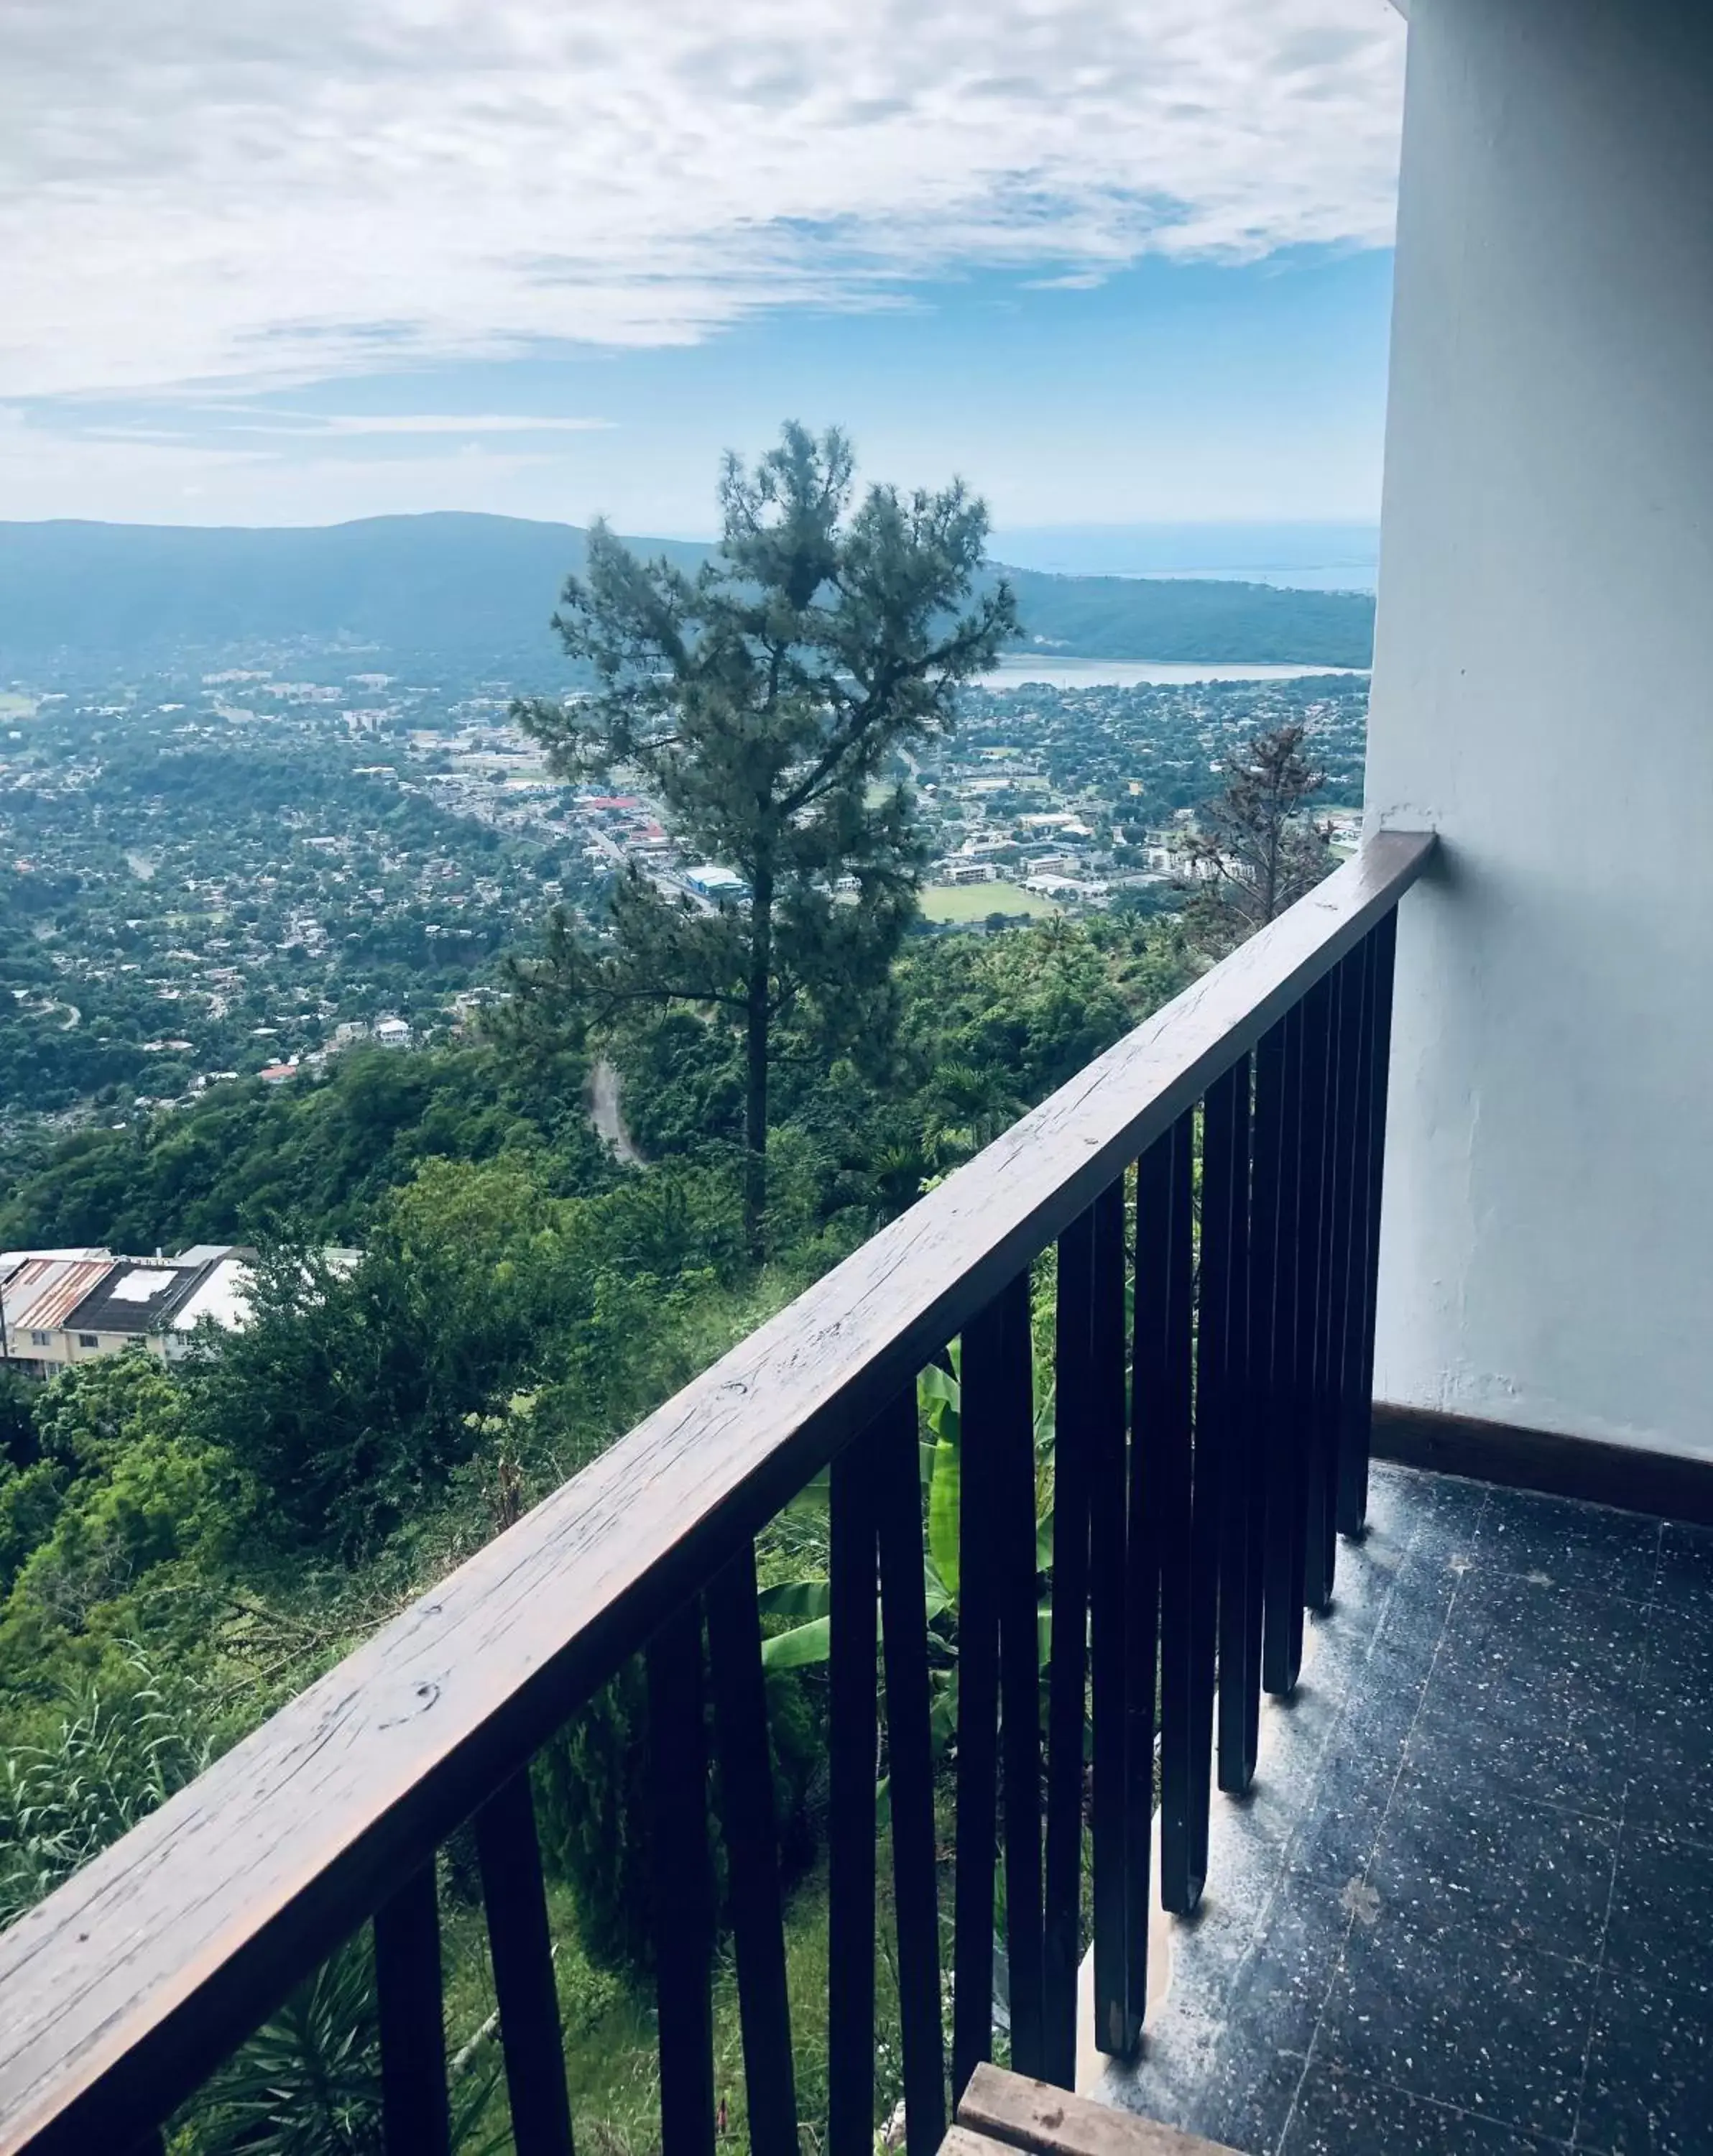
top-left (1366, 0), bottom-right (1713, 1455)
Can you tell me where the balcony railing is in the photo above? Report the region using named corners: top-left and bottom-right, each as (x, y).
top-left (0, 830), bottom-right (1434, 2156)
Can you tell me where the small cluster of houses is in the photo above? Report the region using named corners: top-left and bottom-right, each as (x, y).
top-left (256, 1015), bottom-right (412, 1086)
top-left (0, 1245), bottom-right (355, 1377)
top-left (0, 1246), bottom-right (258, 1376)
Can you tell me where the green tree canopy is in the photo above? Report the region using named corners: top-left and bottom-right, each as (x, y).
top-left (1178, 720), bottom-right (1334, 954)
top-left (514, 422), bottom-right (1017, 1251)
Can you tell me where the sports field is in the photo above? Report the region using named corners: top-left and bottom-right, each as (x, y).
top-left (920, 880), bottom-right (1060, 923)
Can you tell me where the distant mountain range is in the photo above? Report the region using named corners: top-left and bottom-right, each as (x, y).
top-left (0, 513), bottom-right (1375, 674)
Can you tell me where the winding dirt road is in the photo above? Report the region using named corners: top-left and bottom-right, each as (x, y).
top-left (588, 1056), bottom-right (645, 1166)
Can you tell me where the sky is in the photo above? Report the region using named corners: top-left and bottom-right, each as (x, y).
top-left (0, 0), bottom-right (1406, 537)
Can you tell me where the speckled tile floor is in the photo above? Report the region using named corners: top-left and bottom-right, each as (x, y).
top-left (1094, 1464), bottom-right (1713, 2155)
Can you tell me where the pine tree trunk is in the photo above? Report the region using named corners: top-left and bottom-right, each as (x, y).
top-left (743, 870), bottom-right (773, 1261)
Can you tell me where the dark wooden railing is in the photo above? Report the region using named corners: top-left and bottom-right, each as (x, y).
top-left (0, 831), bottom-right (1432, 2156)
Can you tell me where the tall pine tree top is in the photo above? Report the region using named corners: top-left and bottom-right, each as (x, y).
top-left (514, 423), bottom-right (1017, 1251)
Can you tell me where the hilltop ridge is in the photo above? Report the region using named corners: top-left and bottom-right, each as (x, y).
top-left (0, 512), bottom-right (1375, 672)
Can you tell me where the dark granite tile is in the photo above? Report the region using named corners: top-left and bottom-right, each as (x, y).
top-left (1653, 1524), bottom-right (1713, 1623)
top-left (1367, 1767), bottom-right (1618, 1962)
top-left (1405, 1678), bottom-right (1630, 1825)
top-left (1468, 1490), bottom-right (1659, 1604)
top-left (1638, 1604), bottom-right (1713, 1695)
top-left (1280, 1667), bottom-right (1421, 1894)
top-left (1402, 1473), bottom-right (1496, 1565)
top-left (1365, 1549), bottom-right (1462, 1691)
top-left (1624, 1682), bottom-right (1713, 1851)
top-left (1178, 2039), bottom-right (1309, 2155)
top-left (1283, 2063), bottom-right (1572, 2154)
top-left (1602, 1830), bottom-right (1713, 1994)
top-left (1359, 1460), bottom-right (1428, 1523)
top-left (1438, 1573), bottom-right (1647, 1703)
top-left (1114, 1880), bottom-right (1348, 2150)
top-left (1103, 1470), bottom-right (1712, 2156)
top-left (1217, 1878), bottom-right (1354, 2059)
top-left (1182, 1697), bottom-right (1359, 1998)
top-left (1319, 1911), bottom-right (1598, 2140)
top-left (1106, 2033), bottom-right (1308, 2155)
top-left (1284, 1741), bottom-right (1401, 1893)
top-left (1261, 1672), bottom-right (1361, 1789)
top-left (1576, 1970), bottom-right (1713, 2155)
top-left (1406, 1575), bottom-right (1640, 1818)
top-left (1102, 2003), bottom-right (1226, 2142)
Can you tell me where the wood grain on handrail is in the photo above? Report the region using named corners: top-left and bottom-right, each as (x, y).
top-left (0, 831), bottom-right (1433, 2156)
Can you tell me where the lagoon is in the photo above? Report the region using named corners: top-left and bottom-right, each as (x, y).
top-left (974, 658), bottom-right (1371, 690)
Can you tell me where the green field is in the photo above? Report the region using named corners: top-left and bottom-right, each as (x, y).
top-left (921, 878), bottom-right (1060, 923)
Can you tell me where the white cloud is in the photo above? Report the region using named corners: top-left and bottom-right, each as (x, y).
top-left (0, 0), bottom-right (1405, 401)
top-left (0, 402), bottom-right (582, 523)
top-left (292, 413), bottom-right (612, 436)
top-left (83, 411), bottom-right (616, 440)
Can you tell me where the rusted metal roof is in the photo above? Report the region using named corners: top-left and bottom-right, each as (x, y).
top-left (2, 1257), bottom-right (117, 1336)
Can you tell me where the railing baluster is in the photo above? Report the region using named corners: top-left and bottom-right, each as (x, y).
top-left (1290, 975), bottom-right (1333, 1634)
top-left (647, 1606), bottom-right (716, 2156)
top-left (1255, 1010), bottom-right (1299, 1697)
top-left (1142, 1111), bottom-right (1202, 1915)
top-left (875, 1386), bottom-right (946, 2156)
top-left (706, 1545), bottom-right (799, 2156)
top-left (1303, 962), bottom-right (1344, 1613)
top-left (1315, 945), bottom-right (1370, 1596)
top-left (1336, 931), bottom-right (1379, 1538)
top-left (1206, 1053), bottom-right (1257, 1803)
top-left (1090, 1179), bottom-right (1137, 2058)
top-left (953, 1292), bottom-right (1003, 2101)
top-left (1185, 1110), bottom-right (1225, 1903)
top-left (1114, 1166), bottom-right (1157, 2055)
top-left (995, 1268), bottom-right (1045, 2080)
top-left (829, 1442), bottom-right (880, 2154)
top-left (1043, 1207), bottom-right (1095, 2089)
top-left (375, 1861), bottom-right (452, 2156)
top-left (476, 1770), bottom-right (576, 2156)
top-left (1339, 910), bottom-right (1400, 1534)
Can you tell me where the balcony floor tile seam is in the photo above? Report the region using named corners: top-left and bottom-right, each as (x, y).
top-left (1523, 1514), bottom-right (1643, 2155)
top-left (1268, 1506), bottom-right (1485, 2152)
top-left (1266, 2045), bottom-right (1320, 2156)
top-left (1446, 1560), bottom-right (1662, 1618)
top-left (1277, 2047), bottom-right (1579, 2155)
top-left (1094, 1501), bottom-right (1455, 2146)
top-left (1386, 1764), bottom-right (1627, 1833)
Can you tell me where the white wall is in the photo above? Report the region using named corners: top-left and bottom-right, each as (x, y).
top-left (1367, 0), bottom-right (1713, 1456)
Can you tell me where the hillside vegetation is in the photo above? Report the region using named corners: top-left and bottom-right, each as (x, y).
top-left (0, 908), bottom-right (1187, 2146)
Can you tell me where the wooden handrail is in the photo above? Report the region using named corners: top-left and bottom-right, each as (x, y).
top-left (0, 830), bottom-right (1433, 2155)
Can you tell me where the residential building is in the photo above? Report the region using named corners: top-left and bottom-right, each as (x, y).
top-left (0, 1245), bottom-right (329, 1373)
top-left (682, 864), bottom-right (748, 900)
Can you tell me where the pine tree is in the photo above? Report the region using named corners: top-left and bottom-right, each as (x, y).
top-left (1177, 721), bottom-right (1333, 954)
top-left (514, 423), bottom-right (1017, 1255)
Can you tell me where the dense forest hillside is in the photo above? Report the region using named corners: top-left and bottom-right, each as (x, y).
top-left (0, 513), bottom-right (1375, 671)
top-left (0, 914), bottom-right (1188, 2156)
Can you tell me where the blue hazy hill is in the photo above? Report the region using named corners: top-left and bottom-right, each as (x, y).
top-left (0, 512), bottom-right (1375, 672)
